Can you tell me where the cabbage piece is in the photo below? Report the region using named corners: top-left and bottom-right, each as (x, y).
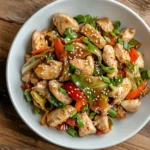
top-left (72, 74), bottom-right (108, 104)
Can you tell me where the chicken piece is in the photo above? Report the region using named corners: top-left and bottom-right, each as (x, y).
top-left (30, 72), bottom-right (39, 85)
top-left (70, 56), bottom-right (94, 75)
top-left (78, 112), bottom-right (96, 137)
top-left (120, 28), bottom-right (135, 42)
top-left (33, 80), bottom-right (48, 97)
top-left (108, 78), bottom-right (132, 104)
top-left (22, 71), bottom-right (31, 83)
top-left (53, 13), bottom-right (79, 35)
top-left (22, 71), bottom-right (39, 85)
top-left (49, 80), bottom-right (72, 104)
top-left (121, 99), bottom-right (141, 112)
top-left (93, 115), bottom-right (110, 133)
top-left (47, 105), bottom-right (76, 127)
top-left (97, 18), bottom-right (114, 33)
top-left (103, 45), bottom-right (118, 77)
top-left (135, 52), bottom-right (144, 68)
top-left (32, 30), bottom-right (49, 50)
top-left (114, 43), bottom-right (130, 63)
top-left (35, 60), bottom-right (63, 80)
top-left (81, 24), bottom-right (106, 49)
top-left (125, 67), bottom-right (140, 78)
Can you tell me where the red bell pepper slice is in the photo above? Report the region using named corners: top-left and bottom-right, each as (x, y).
top-left (129, 48), bottom-right (139, 63)
top-left (57, 123), bottom-right (66, 131)
top-left (126, 80), bottom-right (147, 99)
top-left (117, 105), bottom-right (126, 119)
top-left (118, 71), bottom-right (126, 78)
top-left (66, 118), bottom-right (76, 127)
top-left (32, 48), bottom-right (47, 55)
top-left (96, 129), bottom-right (106, 135)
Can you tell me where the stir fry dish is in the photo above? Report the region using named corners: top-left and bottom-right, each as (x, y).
top-left (21, 13), bottom-right (150, 137)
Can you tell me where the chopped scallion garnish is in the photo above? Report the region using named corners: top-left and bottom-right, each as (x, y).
top-left (108, 108), bottom-right (117, 117)
top-left (123, 42), bottom-right (130, 51)
top-left (102, 76), bottom-right (111, 84)
top-left (114, 21), bottom-right (121, 29)
top-left (77, 119), bottom-right (84, 128)
top-left (104, 36), bottom-right (110, 43)
top-left (82, 105), bottom-right (89, 112)
top-left (59, 87), bottom-right (67, 95)
top-left (65, 44), bottom-right (74, 52)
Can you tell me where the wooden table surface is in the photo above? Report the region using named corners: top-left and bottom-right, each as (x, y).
top-left (0, 0), bottom-right (150, 150)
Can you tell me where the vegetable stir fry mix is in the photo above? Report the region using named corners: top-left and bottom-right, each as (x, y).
top-left (21, 13), bottom-right (150, 137)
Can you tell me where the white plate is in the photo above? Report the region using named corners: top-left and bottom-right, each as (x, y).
top-left (6, 0), bottom-right (150, 149)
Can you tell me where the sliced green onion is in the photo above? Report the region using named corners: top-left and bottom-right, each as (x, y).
top-left (67, 128), bottom-right (79, 137)
top-left (77, 119), bottom-right (84, 128)
top-left (87, 41), bottom-right (95, 52)
top-left (136, 77), bottom-right (143, 86)
top-left (102, 76), bottom-right (111, 84)
top-left (109, 83), bottom-right (114, 90)
top-left (82, 106), bottom-right (89, 112)
top-left (134, 64), bottom-right (139, 74)
top-left (110, 78), bottom-right (116, 86)
top-left (64, 28), bottom-right (77, 39)
top-left (24, 89), bottom-right (32, 102)
top-left (50, 94), bottom-right (66, 108)
top-left (123, 42), bottom-right (130, 51)
top-left (108, 118), bottom-right (113, 126)
top-left (104, 36), bottom-right (110, 43)
top-left (70, 110), bottom-right (77, 118)
top-left (89, 112), bottom-right (96, 118)
top-left (33, 106), bottom-right (41, 114)
top-left (116, 75), bottom-right (123, 86)
top-left (71, 112), bottom-right (78, 119)
top-left (74, 15), bottom-right (86, 23)
top-left (65, 44), bottom-right (74, 52)
top-left (129, 38), bottom-right (141, 49)
top-left (46, 53), bottom-right (56, 60)
top-left (93, 67), bottom-right (101, 75)
top-left (113, 29), bottom-right (120, 35)
top-left (110, 32), bottom-right (116, 37)
top-left (117, 38), bottom-right (123, 45)
top-left (59, 87), bottom-right (67, 95)
top-left (69, 64), bottom-right (76, 74)
top-left (114, 21), bottom-right (121, 29)
top-left (64, 38), bottom-right (71, 44)
top-left (82, 37), bottom-right (89, 44)
top-left (108, 108), bottom-right (117, 117)
top-left (101, 65), bottom-right (115, 73)
top-left (126, 60), bottom-right (133, 70)
top-left (141, 69), bottom-right (150, 80)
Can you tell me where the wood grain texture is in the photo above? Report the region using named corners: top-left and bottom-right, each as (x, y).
top-left (0, 0), bottom-right (149, 150)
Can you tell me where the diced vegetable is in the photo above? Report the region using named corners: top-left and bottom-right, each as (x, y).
top-left (59, 87), bottom-right (67, 95)
top-left (69, 64), bottom-right (76, 74)
top-left (118, 71), bottom-right (126, 78)
top-left (89, 112), bottom-right (96, 118)
top-left (32, 48), bottom-right (47, 55)
top-left (67, 128), bottom-right (79, 137)
top-left (77, 119), bottom-right (84, 128)
top-left (102, 76), bottom-right (111, 84)
top-left (75, 99), bottom-right (88, 112)
top-left (82, 37), bottom-right (95, 52)
top-left (46, 53), bottom-right (56, 60)
top-left (126, 60), bottom-right (133, 70)
top-left (123, 42), bottom-right (130, 51)
top-left (33, 106), bottom-right (41, 114)
top-left (64, 28), bottom-right (78, 39)
top-left (110, 32), bottom-right (116, 37)
top-left (57, 123), bottom-right (66, 131)
top-left (114, 21), bottom-right (121, 29)
top-left (96, 129), bottom-right (106, 134)
top-left (24, 89), bottom-right (32, 102)
top-left (108, 118), bottom-right (113, 126)
top-left (65, 44), bottom-right (74, 52)
top-left (136, 77), bottom-right (143, 86)
top-left (72, 74), bottom-right (108, 104)
top-left (64, 38), bottom-right (71, 44)
top-left (74, 14), bottom-right (96, 27)
top-left (117, 38), bottom-right (123, 45)
top-left (30, 90), bottom-right (46, 109)
top-left (141, 69), bottom-right (150, 80)
top-left (54, 39), bottom-right (66, 61)
top-left (82, 105), bottom-right (89, 112)
top-left (126, 80), bottom-right (147, 99)
top-left (115, 75), bottom-right (123, 86)
top-left (50, 94), bottom-right (66, 108)
top-left (108, 108), bottom-right (117, 117)
top-left (71, 112), bottom-right (78, 119)
top-left (129, 48), bottom-right (139, 63)
top-left (129, 38), bottom-right (141, 49)
top-left (93, 67), bottom-right (101, 75)
top-left (104, 36), bottom-right (110, 43)
top-left (101, 64), bottom-right (115, 73)
top-left (109, 83), bottom-right (114, 91)
top-left (117, 105), bottom-right (126, 119)
top-left (66, 118), bottom-right (76, 127)
top-left (113, 29), bottom-right (120, 35)
top-left (71, 37), bottom-right (83, 43)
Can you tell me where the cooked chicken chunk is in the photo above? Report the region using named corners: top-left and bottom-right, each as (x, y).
top-left (120, 28), bottom-right (135, 42)
top-left (103, 45), bottom-right (118, 77)
top-left (114, 43), bottom-right (130, 63)
top-left (97, 18), bottom-right (114, 33)
top-left (108, 78), bottom-right (132, 104)
top-left (81, 24), bottom-right (106, 49)
top-left (33, 80), bottom-right (48, 97)
top-left (78, 112), bottom-right (96, 137)
top-left (22, 71), bottom-right (39, 85)
top-left (121, 99), bottom-right (141, 112)
top-left (135, 52), bottom-right (144, 68)
top-left (93, 115), bottom-right (110, 133)
top-left (32, 30), bottom-right (49, 50)
top-left (70, 56), bottom-right (94, 75)
top-left (53, 13), bottom-right (79, 35)
top-left (35, 60), bottom-right (63, 80)
top-left (49, 80), bottom-right (72, 104)
top-left (47, 105), bottom-right (76, 127)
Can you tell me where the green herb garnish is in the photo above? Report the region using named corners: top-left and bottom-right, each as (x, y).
top-left (59, 87), bottom-right (67, 95)
top-left (104, 36), bottom-right (110, 43)
top-left (77, 119), bottom-right (85, 128)
top-left (65, 44), bottom-right (74, 52)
